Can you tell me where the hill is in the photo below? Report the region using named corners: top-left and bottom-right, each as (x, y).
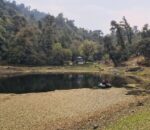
top-left (0, 0), bottom-right (149, 66)
top-left (0, 0), bottom-right (103, 65)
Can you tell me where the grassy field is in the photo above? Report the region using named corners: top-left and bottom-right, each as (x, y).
top-left (103, 66), bottom-right (150, 130)
top-left (106, 99), bottom-right (150, 130)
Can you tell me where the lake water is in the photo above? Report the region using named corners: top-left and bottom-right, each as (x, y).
top-left (0, 74), bottom-right (128, 94)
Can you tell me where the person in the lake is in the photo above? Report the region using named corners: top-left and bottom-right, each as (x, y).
top-left (102, 79), bottom-right (111, 87)
top-left (98, 79), bottom-right (111, 88)
top-left (102, 80), bottom-right (107, 85)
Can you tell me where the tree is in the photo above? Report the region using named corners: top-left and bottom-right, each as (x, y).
top-left (111, 20), bottom-right (125, 49)
top-left (3, 0), bottom-right (148, 67)
top-left (141, 24), bottom-right (150, 38)
top-left (51, 43), bottom-right (72, 65)
top-left (122, 16), bottom-right (133, 44)
top-left (0, 18), bottom-right (8, 60)
top-left (104, 36), bottom-right (118, 66)
top-left (93, 44), bottom-right (104, 61)
top-left (7, 27), bottom-right (45, 65)
top-left (70, 40), bottom-right (81, 60)
top-left (39, 15), bottom-right (56, 63)
top-left (80, 40), bottom-right (97, 61)
top-left (137, 38), bottom-right (150, 61)
top-left (12, 15), bottom-right (27, 33)
top-left (108, 18), bottom-right (135, 66)
top-left (104, 35), bottom-right (129, 67)
top-left (63, 48), bottom-right (72, 62)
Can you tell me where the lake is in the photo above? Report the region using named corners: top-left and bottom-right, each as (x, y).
top-left (0, 74), bottom-right (128, 94)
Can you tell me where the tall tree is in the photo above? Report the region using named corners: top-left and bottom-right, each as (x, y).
top-left (141, 24), bottom-right (150, 38)
top-left (39, 15), bottom-right (56, 63)
top-left (122, 16), bottom-right (133, 44)
top-left (137, 38), bottom-right (150, 66)
top-left (111, 20), bottom-right (125, 49)
top-left (104, 36), bottom-right (118, 66)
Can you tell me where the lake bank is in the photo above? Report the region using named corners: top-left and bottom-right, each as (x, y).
top-left (0, 65), bottom-right (102, 78)
top-left (0, 88), bottom-right (148, 130)
top-left (0, 64), bottom-right (149, 78)
top-left (0, 65), bottom-right (149, 130)
top-left (0, 65), bottom-right (149, 89)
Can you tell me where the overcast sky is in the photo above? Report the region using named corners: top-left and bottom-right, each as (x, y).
top-left (11, 0), bottom-right (149, 34)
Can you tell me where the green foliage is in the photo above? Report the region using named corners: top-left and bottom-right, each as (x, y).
top-left (137, 25), bottom-right (150, 66)
top-left (141, 24), bottom-right (150, 38)
top-left (70, 40), bottom-right (81, 59)
top-left (106, 107), bottom-right (150, 130)
top-left (111, 20), bottom-right (125, 49)
top-left (52, 43), bottom-right (72, 65)
top-left (137, 38), bottom-right (150, 59)
top-left (51, 43), bottom-right (64, 65)
top-left (63, 48), bottom-right (72, 61)
top-left (80, 40), bottom-right (98, 61)
top-left (7, 27), bottom-right (45, 65)
top-left (0, 0), bottom-right (102, 65)
top-left (105, 17), bottom-right (136, 66)
top-left (0, 0), bottom-right (149, 66)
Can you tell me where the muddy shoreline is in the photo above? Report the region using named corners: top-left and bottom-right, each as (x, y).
top-left (0, 88), bottom-right (148, 130)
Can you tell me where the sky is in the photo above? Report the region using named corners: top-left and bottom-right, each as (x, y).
top-left (10, 0), bottom-right (150, 34)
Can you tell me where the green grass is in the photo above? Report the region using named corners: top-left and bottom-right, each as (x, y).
top-left (64, 63), bottom-right (102, 71)
top-left (106, 105), bottom-right (150, 130)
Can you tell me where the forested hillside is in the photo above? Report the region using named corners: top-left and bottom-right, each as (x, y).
top-left (0, 0), bottom-right (149, 66)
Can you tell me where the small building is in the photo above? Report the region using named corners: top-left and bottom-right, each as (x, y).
top-left (75, 56), bottom-right (85, 65)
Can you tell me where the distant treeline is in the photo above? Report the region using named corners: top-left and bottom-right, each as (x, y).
top-left (0, 0), bottom-right (149, 66)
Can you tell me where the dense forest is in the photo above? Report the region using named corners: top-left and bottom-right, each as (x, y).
top-left (0, 0), bottom-right (149, 66)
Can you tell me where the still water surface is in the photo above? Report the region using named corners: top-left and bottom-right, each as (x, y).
top-left (0, 74), bottom-right (128, 93)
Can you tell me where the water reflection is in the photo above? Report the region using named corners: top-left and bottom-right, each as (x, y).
top-left (0, 74), bottom-right (128, 94)
top-left (0, 74), bottom-right (98, 93)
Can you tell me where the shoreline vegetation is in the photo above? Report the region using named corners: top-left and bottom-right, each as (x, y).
top-left (0, 63), bottom-right (149, 75)
top-left (0, 64), bottom-right (109, 78)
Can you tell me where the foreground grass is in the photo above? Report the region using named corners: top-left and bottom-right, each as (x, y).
top-left (106, 101), bottom-right (150, 130)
